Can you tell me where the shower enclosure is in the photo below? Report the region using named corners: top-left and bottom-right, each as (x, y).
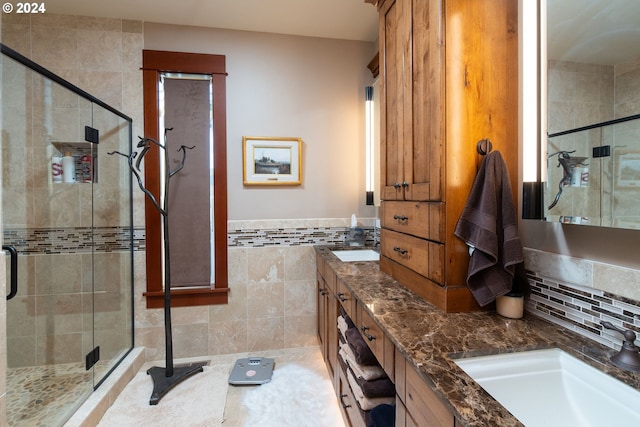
top-left (1, 44), bottom-right (134, 425)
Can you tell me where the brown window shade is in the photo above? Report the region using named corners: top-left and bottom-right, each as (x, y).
top-left (164, 78), bottom-right (212, 288)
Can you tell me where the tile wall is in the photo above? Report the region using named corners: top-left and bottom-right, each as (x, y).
top-left (1, 14), bottom-right (143, 370)
top-left (524, 248), bottom-right (640, 350)
top-left (134, 218), bottom-right (377, 361)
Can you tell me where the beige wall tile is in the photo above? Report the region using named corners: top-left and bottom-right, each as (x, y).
top-left (284, 280), bottom-right (316, 317)
top-left (35, 332), bottom-right (83, 365)
top-left (247, 317), bottom-right (284, 352)
top-left (210, 283), bottom-right (247, 322)
top-left (228, 247), bottom-right (248, 285)
top-left (284, 245), bottom-right (316, 281)
top-left (247, 247), bottom-right (284, 283)
top-left (6, 336), bottom-right (36, 367)
top-left (208, 319), bottom-right (248, 355)
top-left (247, 282), bottom-right (284, 318)
top-left (284, 315), bottom-right (317, 348)
top-left (172, 323), bottom-right (208, 359)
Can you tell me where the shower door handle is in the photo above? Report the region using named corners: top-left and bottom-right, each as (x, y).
top-left (3, 245), bottom-right (18, 300)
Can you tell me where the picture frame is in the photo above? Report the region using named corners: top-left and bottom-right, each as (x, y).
top-left (616, 150), bottom-right (640, 187)
top-left (242, 136), bottom-right (303, 185)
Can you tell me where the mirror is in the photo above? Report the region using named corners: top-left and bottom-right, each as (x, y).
top-left (544, 0), bottom-right (640, 229)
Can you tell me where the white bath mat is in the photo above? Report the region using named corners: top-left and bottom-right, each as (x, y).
top-left (242, 363), bottom-right (345, 427)
top-left (98, 364), bottom-right (228, 427)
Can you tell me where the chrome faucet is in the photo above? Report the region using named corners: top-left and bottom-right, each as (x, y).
top-left (601, 321), bottom-right (640, 372)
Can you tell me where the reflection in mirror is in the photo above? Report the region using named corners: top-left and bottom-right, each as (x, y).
top-left (545, 0), bottom-right (640, 229)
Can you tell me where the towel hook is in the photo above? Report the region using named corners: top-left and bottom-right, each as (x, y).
top-left (476, 138), bottom-right (492, 155)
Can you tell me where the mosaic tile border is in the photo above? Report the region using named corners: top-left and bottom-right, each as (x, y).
top-left (228, 226), bottom-right (379, 248)
top-left (526, 271), bottom-right (640, 350)
top-left (3, 226), bottom-right (145, 255)
top-left (5, 223), bottom-right (382, 254)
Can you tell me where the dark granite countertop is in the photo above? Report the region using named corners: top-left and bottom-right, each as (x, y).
top-left (315, 246), bottom-right (640, 427)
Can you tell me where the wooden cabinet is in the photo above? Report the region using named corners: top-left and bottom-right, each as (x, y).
top-left (316, 253), bottom-right (338, 385)
top-left (379, 0), bottom-right (443, 202)
top-left (337, 365), bottom-right (367, 427)
top-left (378, 0), bottom-right (519, 312)
top-left (357, 304), bottom-right (395, 378)
top-left (317, 256), bottom-right (458, 427)
top-left (404, 362), bottom-right (454, 427)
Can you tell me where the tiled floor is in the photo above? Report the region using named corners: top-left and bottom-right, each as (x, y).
top-left (7, 363), bottom-right (92, 427)
top-left (99, 345), bottom-right (341, 426)
top-left (7, 346), bottom-right (341, 427)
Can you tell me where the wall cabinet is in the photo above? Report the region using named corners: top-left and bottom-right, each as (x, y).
top-left (378, 0), bottom-right (519, 312)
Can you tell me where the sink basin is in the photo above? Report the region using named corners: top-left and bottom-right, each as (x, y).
top-left (331, 249), bottom-right (379, 262)
top-left (454, 348), bottom-right (640, 427)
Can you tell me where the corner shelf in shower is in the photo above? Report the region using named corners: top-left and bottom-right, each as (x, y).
top-left (52, 142), bottom-right (98, 183)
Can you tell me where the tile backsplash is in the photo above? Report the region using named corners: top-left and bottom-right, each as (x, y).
top-left (524, 248), bottom-right (640, 351)
top-left (228, 218), bottom-right (378, 247)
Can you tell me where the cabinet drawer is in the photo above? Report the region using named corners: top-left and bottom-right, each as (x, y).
top-left (405, 363), bottom-right (454, 427)
top-left (357, 305), bottom-right (386, 366)
top-left (381, 201), bottom-right (443, 242)
top-left (380, 228), bottom-right (444, 283)
top-left (336, 278), bottom-right (356, 320)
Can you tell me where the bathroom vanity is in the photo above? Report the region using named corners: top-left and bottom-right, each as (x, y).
top-left (315, 246), bottom-right (640, 426)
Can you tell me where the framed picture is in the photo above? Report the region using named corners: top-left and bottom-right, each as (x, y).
top-left (242, 136), bottom-right (303, 185)
top-left (616, 150), bottom-right (640, 187)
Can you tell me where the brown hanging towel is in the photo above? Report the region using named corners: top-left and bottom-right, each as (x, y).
top-left (454, 150), bottom-right (524, 306)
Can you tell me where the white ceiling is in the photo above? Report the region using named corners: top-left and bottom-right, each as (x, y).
top-left (45, 0), bottom-right (379, 42)
top-left (44, 1), bottom-right (640, 65)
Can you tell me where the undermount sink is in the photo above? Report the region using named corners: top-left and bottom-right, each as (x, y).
top-left (331, 249), bottom-right (380, 262)
top-left (454, 348), bottom-right (640, 427)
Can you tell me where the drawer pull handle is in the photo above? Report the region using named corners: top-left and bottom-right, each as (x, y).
top-left (402, 181), bottom-right (409, 188)
top-left (393, 182), bottom-right (401, 189)
top-left (337, 292), bottom-right (348, 302)
top-left (361, 326), bottom-right (375, 341)
top-left (339, 393), bottom-right (352, 409)
top-left (393, 246), bottom-right (408, 255)
top-left (393, 214), bottom-right (408, 221)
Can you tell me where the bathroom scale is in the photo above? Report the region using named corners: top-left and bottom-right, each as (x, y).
top-left (228, 357), bottom-right (275, 385)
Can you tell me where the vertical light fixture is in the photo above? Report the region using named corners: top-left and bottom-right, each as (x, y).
top-left (521, 0), bottom-right (544, 219)
top-left (365, 86), bottom-right (375, 205)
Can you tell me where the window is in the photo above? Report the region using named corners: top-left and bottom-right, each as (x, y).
top-left (142, 50), bottom-right (228, 308)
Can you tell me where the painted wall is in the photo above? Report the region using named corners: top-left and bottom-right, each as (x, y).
top-left (144, 22), bottom-right (378, 221)
top-left (135, 22), bottom-right (379, 361)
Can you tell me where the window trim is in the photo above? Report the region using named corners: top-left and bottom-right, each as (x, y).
top-left (142, 49), bottom-right (229, 308)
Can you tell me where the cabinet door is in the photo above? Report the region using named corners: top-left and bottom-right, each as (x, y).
top-left (316, 272), bottom-right (328, 357)
top-left (380, 0), bottom-right (444, 202)
top-left (379, 0), bottom-right (407, 201)
top-left (326, 290), bottom-right (339, 385)
top-left (404, 0), bottom-right (444, 201)
top-left (405, 363), bottom-right (454, 427)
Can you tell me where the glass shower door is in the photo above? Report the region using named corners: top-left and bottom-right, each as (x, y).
top-left (89, 101), bottom-right (134, 388)
top-left (2, 44), bottom-right (133, 426)
top-left (2, 52), bottom-right (95, 426)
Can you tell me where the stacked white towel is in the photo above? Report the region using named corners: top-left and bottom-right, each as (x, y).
top-left (339, 342), bottom-right (386, 381)
top-left (346, 367), bottom-right (395, 411)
